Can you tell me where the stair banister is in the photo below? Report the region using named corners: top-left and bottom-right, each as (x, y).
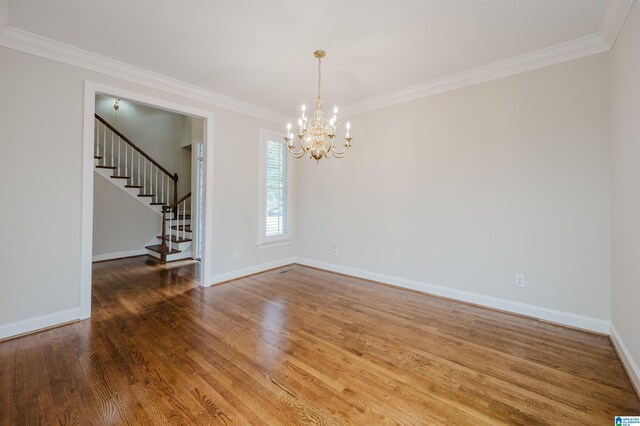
top-left (95, 113), bottom-right (179, 205)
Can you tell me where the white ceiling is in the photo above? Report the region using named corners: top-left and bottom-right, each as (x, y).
top-left (7, 0), bottom-right (607, 115)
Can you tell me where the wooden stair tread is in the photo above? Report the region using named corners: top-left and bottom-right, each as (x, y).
top-left (125, 185), bottom-right (143, 189)
top-left (156, 235), bottom-right (192, 243)
top-left (145, 244), bottom-right (181, 255)
top-left (111, 176), bottom-right (131, 179)
top-left (94, 156), bottom-right (102, 159)
top-left (138, 194), bottom-right (155, 198)
top-left (150, 202), bottom-right (166, 206)
top-left (171, 225), bottom-right (192, 232)
top-left (96, 165), bottom-right (117, 169)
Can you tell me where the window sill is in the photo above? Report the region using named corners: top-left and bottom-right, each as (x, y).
top-left (257, 239), bottom-right (292, 250)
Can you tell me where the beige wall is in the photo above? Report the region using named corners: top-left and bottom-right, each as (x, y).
top-left (610, 1), bottom-right (640, 378)
top-left (296, 53), bottom-right (612, 321)
top-left (92, 175), bottom-right (161, 257)
top-left (0, 46), bottom-right (296, 328)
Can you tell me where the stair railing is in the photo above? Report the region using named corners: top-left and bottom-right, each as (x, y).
top-left (161, 192), bottom-right (192, 262)
top-left (94, 114), bottom-right (178, 206)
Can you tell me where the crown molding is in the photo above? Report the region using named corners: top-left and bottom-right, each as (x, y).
top-left (0, 0), bottom-right (633, 121)
top-left (0, 26), bottom-right (289, 123)
top-left (342, 33), bottom-right (609, 116)
top-left (599, 0), bottom-right (636, 47)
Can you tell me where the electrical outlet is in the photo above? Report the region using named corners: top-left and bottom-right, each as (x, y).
top-left (515, 274), bottom-right (526, 288)
top-left (332, 245), bottom-right (339, 256)
top-left (232, 251), bottom-right (238, 261)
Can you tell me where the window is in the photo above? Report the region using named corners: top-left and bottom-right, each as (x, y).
top-left (258, 130), bottom-right (292, 246)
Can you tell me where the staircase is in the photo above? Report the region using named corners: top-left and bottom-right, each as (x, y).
top-left (94, 113), bottom-right (194, 263)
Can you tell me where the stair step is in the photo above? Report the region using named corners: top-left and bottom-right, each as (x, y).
top-left (150, 202), bottom-right (166, 206)
top-left (145, 244), bottom-right (181, 255)
top-left (96, 165), bottom-right (117, 169)
top-left (156, 235), bottom-right (192, 243)
top-left (111, 175), bottom-right (131, 179)
top-left (94, 156), bottom-right (102, 160)
top-left (138, 194), bottom-right (155, 198)
top-left (125, 185), bottom-right (143, 189)
top-left (171, 225), bottom-right (192, 232)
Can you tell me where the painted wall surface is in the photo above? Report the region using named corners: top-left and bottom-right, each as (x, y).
top-left (92, 174), bottom-right (161, 257)
top-left (610, 1), bottom-right (640, 377)
top-left (0, 46), bottom-right (296, 327)
top-left (95, 94), bottom-right (193, 197)
top-left (296, 53), bottom-right (612, 321)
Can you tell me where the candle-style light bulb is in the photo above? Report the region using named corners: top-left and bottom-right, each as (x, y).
top-left (346, 121), bottom-right (351, 137)
top-left (301, 104), bottom-right (306, 112)
top-left (333, 105), bottom-right (338, 114)
top-left (287, 123), bottom-right (292, 131)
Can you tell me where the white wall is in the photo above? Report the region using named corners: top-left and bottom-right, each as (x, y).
top-left (0, 46), bottom-right (295, 331)
top-left (610, 0), bottom-right (640, 387)
top-left (296, 53), bottom-right (612, 324)
top-left (92, 174), bottom-right (161, 257)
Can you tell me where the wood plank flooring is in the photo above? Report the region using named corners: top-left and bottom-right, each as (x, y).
top-left (1, 256), bottom-right (638, 425)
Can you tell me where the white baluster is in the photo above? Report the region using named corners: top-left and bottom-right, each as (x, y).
top-left (151, 165), bottom-right (155, 201)
top-left (125, 143), bottom-right (128, 177)
top-left (161, 173), bottom-right (164, 205)
top-left (94, 120), bottom-right (98, 157)
top-left (182, 201), bottom-right (186, 241)
top-left (137, 151), bottom-right (141, 186)
top-left (117, 137), bottom-right (121, 174)
top-left (111, 131), bottom-right (114, 166)
top-left (169, 213), bottom-right (173, 252)
top-left (155, 168), bottom-right (159, 203)
top-left (143, 158), bottom-right (147, 193)
top-left (102, 126), bottom-right (107, 166)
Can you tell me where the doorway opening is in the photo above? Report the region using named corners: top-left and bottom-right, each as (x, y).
top-left (81, 81), bottom-right (214, 319)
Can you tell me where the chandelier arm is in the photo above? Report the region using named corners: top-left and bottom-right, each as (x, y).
top-left (287, 145), bottom-right (306, 157)
top-left (330, 144), bottom-right (351, 157)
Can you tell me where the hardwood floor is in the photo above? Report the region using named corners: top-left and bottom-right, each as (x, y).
top-left (1, 257), bottom-right (638, 425)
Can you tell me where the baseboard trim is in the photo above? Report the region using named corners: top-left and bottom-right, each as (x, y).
top-left (293, 258), bottom-right (610, 334)
top-left (610, 324), bottom-right (640, 398)
top-left (208, 257), bottom-right (296, 286)
top-left (93, 249), bottom-right (148, 262)
top-left (0, 307), bottom-right (80, 340)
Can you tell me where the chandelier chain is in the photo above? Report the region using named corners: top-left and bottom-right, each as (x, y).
top-left (317, 56), bottom-right (322, 102)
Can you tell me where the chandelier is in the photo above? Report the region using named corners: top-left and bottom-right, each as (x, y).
top-left (285, 50), bottom-right (352, 162)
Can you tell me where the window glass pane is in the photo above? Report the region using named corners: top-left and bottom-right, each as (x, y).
top-left (265, 140), bottom-right (287, 237)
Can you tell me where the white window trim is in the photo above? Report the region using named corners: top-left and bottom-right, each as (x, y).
top-left (257, 129), bottom-right (293, 248)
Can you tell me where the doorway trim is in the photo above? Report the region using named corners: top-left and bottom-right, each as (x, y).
top-left (81, 80), bottom-right (214, 319)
